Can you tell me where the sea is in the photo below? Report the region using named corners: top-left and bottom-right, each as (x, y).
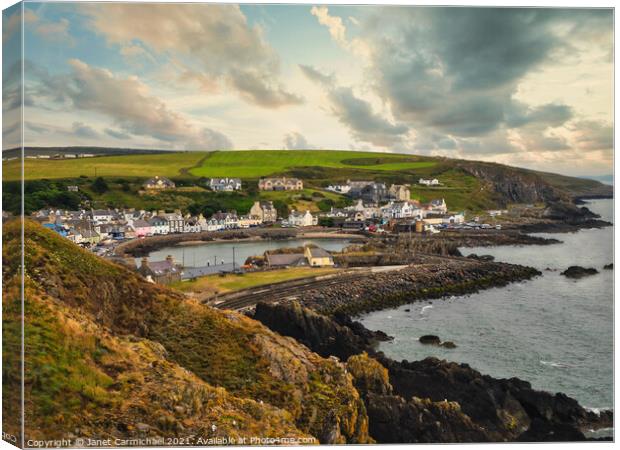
top-left (360, 199), bottom-right (613, 417)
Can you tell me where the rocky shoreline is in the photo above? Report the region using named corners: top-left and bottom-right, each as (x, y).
top-left (284, 257), bottom-right (541, 316)
top-left (253, 301), bottom-right (613, 442)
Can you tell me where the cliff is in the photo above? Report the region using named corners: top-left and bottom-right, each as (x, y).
top-left (457, 160), bottom-right (612, 205)
top-left (3, 220), bottom-right (371, 444)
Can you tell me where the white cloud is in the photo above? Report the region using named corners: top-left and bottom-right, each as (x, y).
top-left (81, 3), bottom-right (302, 108)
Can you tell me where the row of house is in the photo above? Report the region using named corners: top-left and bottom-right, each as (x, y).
top-left (324, 197), bottom-right (455, 224)
top-left (143, 175), bottom-right (301, 193)
top-left (326, 181), bottom-right (411, 203)
top-left (258, 177), bottom-right (304, 191)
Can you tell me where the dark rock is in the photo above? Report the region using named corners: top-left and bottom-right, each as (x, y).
top-left (468, 254), bottom-right (495, 262)
top-left (253, 301), bottom-right (613, 442)
top-left (440, 341), bottom-right (457, 349)
top-left (253, 302), bottom-right (371, 360)
top-left (419, 335), bottom-right (441, 345)
top-left (517, 418), bottom-right (585, 442)
top-left (560, 266), bottom-right (599, 279)
top-left (365, 393), bottom-right (490, 443)
top-left (603, 263), bottom-right (613, 270)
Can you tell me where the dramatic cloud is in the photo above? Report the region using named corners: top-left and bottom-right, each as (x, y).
top-left (71, 121), bottom-right (99, 139)
top-left (29, 59), bottom-right (233, 150)
top-left (283, 132), bottom-right (313, 150)
top-left (313, 7), bottom-right (611, 160)
top-left (81, 3), bottom-right (302, 108)
top-left (301, 65), bottom-right (408, 147)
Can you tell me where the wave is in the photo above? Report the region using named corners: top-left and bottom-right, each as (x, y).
top-left (584, 406), bottom-right (613, 414)
top-left (420, 305), bottom-right (433, 315)
top-left (540, 360), bottom-right (573, 369)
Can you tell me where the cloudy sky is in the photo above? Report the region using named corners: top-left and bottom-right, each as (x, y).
top-left (2, 2), bottom-right (613, 176)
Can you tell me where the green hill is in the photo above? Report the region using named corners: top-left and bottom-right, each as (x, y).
top-left (3, 149), bottom-right (611, 215)
top-left (3, 220), bottom-right (371, 443)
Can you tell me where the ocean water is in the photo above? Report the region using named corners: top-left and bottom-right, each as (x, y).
top-left (361, 199), bottom-right (613, 412)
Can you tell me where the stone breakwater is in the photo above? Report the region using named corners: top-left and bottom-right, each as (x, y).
top-left (292, 258), bottom-right (542, 316)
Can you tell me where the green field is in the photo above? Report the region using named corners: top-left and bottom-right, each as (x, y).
top-left (172, 267), bottom-right (339, 295)
top-left (5, 152), bottom-right (208, 181)
top-left (189, 150), bottom-right (436, 178)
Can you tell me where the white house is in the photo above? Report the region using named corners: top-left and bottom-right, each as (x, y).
top-left (208, 178), bottom-right (242, 191)
top-left (381, 201), bottom-right (422, 219)
top-left (427, 198), bottom-right (448, 215)
top-left (288, 210), bottom-right (317, 227)
top-left (183, 216), bottom-right (202, 233)
top-left (160, 211), bottom-right (185, 233)
top-left (148, 216), bottom-right (170, 235)
top-left (419, 178), bottom-right (440, 186)
top-left (442, 213), bottom-right (465, 224)
top-left (90, 209), bottom-right (116, 225)
top-left (326, 183), bottom-right (351, 194)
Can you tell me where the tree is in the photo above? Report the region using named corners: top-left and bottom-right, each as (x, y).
top-left (91, 177), bottom-right (109, 194)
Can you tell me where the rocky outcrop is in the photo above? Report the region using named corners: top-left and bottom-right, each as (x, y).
top-left (561, 266), bottom-right (599, 279)
top-left (253, 302), bottom-right (386, 361)
top-left (365, 394), bottom-right (491, 443)
top-left (254, 301), bottom-right (613, 442)
top-left (419, 335), bottom-right (456, 348)
top-left (458, 161), bottom-right (565, 206)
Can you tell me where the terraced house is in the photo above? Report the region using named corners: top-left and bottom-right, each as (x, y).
top-left (207, 177), bottom-right (242, 191)
top-left (258, 177), bottom-right (303, 191)
top-left (143, 175), bottom-right (176, 190)
top-left (250, 201), bottom-right (278, 223)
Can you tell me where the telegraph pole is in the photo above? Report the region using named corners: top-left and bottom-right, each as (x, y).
top-left (232, 246), bottom-right (236, 272)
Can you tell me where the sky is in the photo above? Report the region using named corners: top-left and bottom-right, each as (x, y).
top-left (2, 2), bottom-right (614, 176)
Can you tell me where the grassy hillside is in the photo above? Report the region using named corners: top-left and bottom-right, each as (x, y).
top-left (4, 152), bottom-right (208, 181)
top-left (3, 220), bottom-right (371, 443)
top-left (189, 150), bottom-right (435, 178)
top-left (4, 149), bottom-right (611, 215)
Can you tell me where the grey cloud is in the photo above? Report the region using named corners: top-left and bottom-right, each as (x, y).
top-left (328, 87), bottom-right (408, 146)
top-left (26, 122), bottom-right (50, 134)
top-left (186, 128), bottom-right (234, 151)
top-left (283, 132), bottom-right (313, 150)
top-left (570, 120), bottom-right (613, 151)
top-left (505, 102), bottom-right (573, 129)
top-left (352, 7), bottom-right (608, 153)
top-left (72, 122), bottom-right (99, 139)
top-left (104, 128), bottom-right (131, 140)
top-left (298, 64), bottom-right (335, 86)
top-left (229, 70), bottom-right (302, 108)
top-left (301, 65), bottom-right (409, 147)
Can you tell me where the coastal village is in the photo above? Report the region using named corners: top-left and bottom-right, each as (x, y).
top-left (28, 173), bottom-right (510, 287)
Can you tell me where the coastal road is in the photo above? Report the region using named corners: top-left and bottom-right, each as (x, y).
top-left (211, 265), bottom-right (408, 311)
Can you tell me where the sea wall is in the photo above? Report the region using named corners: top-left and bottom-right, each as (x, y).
top-left (292, 259), bottom-right (542, 316)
